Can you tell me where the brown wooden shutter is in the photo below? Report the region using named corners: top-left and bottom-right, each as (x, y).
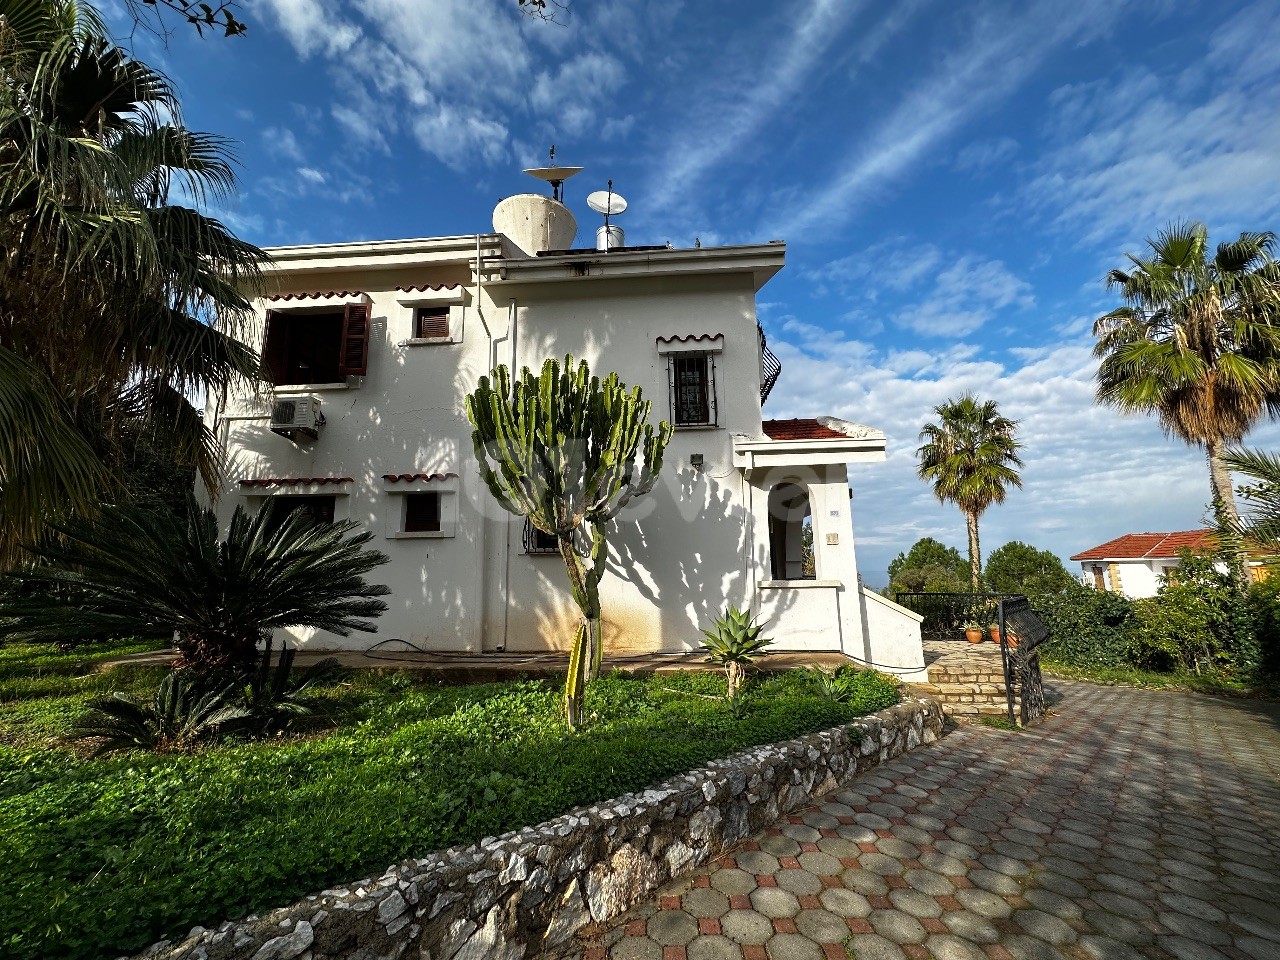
top-left (262, 309), bottom-right (288, 385)
top-left (415, 306), bottom-right (450, 339)
top-left (338, 302), bottom-right (371, 377)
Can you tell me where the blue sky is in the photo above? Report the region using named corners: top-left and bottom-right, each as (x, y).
top-left (114, 0), bottom-right (1280, 585)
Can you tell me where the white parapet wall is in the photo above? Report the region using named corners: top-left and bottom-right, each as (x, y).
top-left (856, 587), bottom-right (928, 683)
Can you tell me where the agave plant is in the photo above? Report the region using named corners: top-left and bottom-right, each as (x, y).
top-left (699, 606), bottom-right (774, 698)
top-left (230, 639), bottom-right (343, 736)
top-left (70, 671), bottom-right (245, 756)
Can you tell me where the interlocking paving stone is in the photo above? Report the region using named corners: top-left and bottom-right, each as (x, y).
top-left (563, 682), bottom-right (1280, 960)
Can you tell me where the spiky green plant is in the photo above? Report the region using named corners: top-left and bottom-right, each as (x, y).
top-left (229, 638), bottom-right (343, 735)
top-left (466, 356), bottom-right (673, 729)
top-left (1094, 222), bottom-right (1280, 521)
top-left (0, 500), bottom-right (390, 673)
top-left (700, 606), bottom-right (773, 698)
top-left (69, 670), bottom-right (245, 756)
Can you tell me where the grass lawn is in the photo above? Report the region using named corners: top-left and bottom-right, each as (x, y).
top-left (1040, 657), bottom-right (1273, 697)
top-left (0, 641), bottom-right (899, 960)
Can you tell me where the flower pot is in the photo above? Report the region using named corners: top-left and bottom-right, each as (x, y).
top-left (965, 628), bottom-right (984, 643)
top-left (988, 627), bottom-right (1001, 644)
top-left (1006, 633), bottom-right (1020, 650)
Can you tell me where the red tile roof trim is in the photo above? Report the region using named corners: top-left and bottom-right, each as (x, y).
top-left (381, 473), bottom-right (459, 483)
top-left (395, 283), bottom-right (462, 293)
top-left (656, 333), bottom-right (723, 345)
top-left (266, 290), bottom-right (364, 302)
top-left (762, 418), bottom-right (848, 441)
top-left (239, 477), bottom-right (353, 488)
top-left (1070, 529), bottom-right (1216, 561)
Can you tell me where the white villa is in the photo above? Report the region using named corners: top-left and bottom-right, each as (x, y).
top-left (1072, 529), bottom-right (1271, 598)
top-left (204, 178), bottom-right (926, 681)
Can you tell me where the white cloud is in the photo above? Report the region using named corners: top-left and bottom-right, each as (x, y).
top-left (954, 136), bottom-right (1019, 173)
top-left (810, 241), bottom-right (1033, 337)
top-left (263, 126), bottom-right (305, 162)
top-left (763, 0), bottom-right (1123, 239)
top-left (1021, 2), bottom-right (1280, 244)
top-left (297, 167), bottom-right (326, 184)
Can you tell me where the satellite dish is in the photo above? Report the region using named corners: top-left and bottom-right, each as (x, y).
top-left (522, 145), bottom-right (581, 201)
top-left (587, 190), bottom-right (628, 216)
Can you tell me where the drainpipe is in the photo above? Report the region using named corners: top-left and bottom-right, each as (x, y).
top-left (499, 297), bottom-right (519, 652)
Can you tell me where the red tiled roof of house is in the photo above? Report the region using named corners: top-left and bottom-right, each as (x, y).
top-left (761, 418), bottom-right (847, 441)
top-left (395, 283), bottom-right (462, 293)
top-left (266, 290), bottom-right (363, 302)
top-left (239, 477), bottom-right (353, 488)
top-left (381, 473), bottom-right (458, 483)
top-left (1070, 529), bottom-right (1216, 561)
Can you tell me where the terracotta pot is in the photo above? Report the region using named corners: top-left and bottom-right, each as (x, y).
top-left (1007, 633), bottom-right (1021, 650)
top-left (965, 628), bottom-right (984, 643)
top-left (989, 627), bottom-right (1001, 643)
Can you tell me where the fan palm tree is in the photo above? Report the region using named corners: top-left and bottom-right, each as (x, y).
top-left (1094, 222), bottom-right (1280, 521)
top-left (917, 394), bottom-right (1023, 591)
top-left (0, 0), bottom-right (266, 564)
top-left (0, 501), bottom-right (391, 673)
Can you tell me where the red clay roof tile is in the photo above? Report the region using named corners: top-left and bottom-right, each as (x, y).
top-left (1070, 530), bottom-right (1216, 561)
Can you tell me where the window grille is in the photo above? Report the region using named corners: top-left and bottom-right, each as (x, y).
top-left (523, 518), bottom-right (559, 554)
top-left (668, 353), bottom-right (717, 426)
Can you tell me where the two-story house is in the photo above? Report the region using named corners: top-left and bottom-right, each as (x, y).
top-left (205, 181), bottom-right (926, 680)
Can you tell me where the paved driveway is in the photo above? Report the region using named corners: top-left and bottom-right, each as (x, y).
top-left (565, 682), bottom-right (1280, 960)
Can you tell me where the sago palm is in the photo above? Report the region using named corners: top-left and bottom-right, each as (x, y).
top-left (0, 501), bottom-right (391, 672)
top-left (917, 394), bottom-right (1023, 591)
top-left (0, 1), bottom-right (266, 564)
top-left (1094, 221), bottom-right (1280, 521)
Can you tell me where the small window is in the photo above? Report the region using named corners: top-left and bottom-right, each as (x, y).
top-left (523, 518), bottom-right (559, 554)
top-left (265, 495), bottom-right (336, 534)
top-left (263, 303), bottom-right (371, 385)
top-left (404, 492), bottom-right (441, 533)
top-left (414, 306), bottom-right (450, 340)
top-left (669, 353), bottom-right (716, 427)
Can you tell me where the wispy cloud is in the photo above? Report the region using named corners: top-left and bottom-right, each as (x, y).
top-left (763, 0), bottom-right (1121, 239)
top-left (1021, 1), bottom-right (1280, 245)
top-left (955, 136), bottom-right (1019, 173)
top-left (645, 0), bottom-right (866, 208)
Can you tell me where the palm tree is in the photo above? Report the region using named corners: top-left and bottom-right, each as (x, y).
top-left (0, 501), bottom-right (391, 673)
top-left (1094, 222), bottom-right (1280, 521)
top-left (0, 1), bottom-right (266, 564)
top-left (917, 394), bottom-right (1023, 591)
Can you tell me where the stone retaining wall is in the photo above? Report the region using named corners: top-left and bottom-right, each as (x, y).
top-left (913, 642), bottom-right (1016, 719)
top-left (131, 696), bottom-right (945, 960)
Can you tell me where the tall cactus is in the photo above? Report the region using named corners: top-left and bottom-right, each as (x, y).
top-left (466, 356), bottom-right (674, 728)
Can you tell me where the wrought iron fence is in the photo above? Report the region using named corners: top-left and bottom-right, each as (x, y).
top-left (893, 592), bottom-right (1021, 641)
top-left (895, 591), bottom-right (1049, 726)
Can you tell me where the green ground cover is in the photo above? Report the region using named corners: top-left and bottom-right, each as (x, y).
top-left (0, 642), bottom-right (899, 960)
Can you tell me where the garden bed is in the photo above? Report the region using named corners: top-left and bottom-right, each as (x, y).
top-left (0, 641), bottom-right (900, 960)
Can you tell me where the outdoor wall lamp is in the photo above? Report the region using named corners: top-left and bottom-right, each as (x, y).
top-left (690, 453), bottom-right (705, 470)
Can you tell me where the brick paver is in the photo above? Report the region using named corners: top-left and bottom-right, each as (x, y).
top-left (564, 682), bottom-right (1280, 960)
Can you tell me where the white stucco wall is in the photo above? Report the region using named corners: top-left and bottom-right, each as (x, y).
top-left (206, 233), bottom-right (924, 670)
top-left (1077, 559), bottom-right (1172, 599)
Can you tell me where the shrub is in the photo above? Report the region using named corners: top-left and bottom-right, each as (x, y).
top-left (69, 672), bottom-right (244, 756)
top-left (1030, 583), bottom-right (1138, 669)
top-left (699, 607), bottom-right (774, 698)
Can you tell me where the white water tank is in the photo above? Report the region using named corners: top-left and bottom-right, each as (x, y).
top-left (492, 194), bottom-right (577, 257)
top-left (596, 223), bottom-right (624, 251)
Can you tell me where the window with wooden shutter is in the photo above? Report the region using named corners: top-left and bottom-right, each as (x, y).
top-left (404, 493), bottom-right (441, 533)
top-left (262, 310), bottom-right (289, 385)
top-left (338, 302), bottom-right (371, 377)
top-left (668, 353), bottom-right (717, 426)
top-left (414, 306), bottom-right (450, 339)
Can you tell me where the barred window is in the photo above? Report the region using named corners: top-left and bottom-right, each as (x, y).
top-left (669, 353), bottom-right (716, 427)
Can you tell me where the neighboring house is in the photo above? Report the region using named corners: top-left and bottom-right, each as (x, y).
top-left (1070, 529), bottom-right (1271, 598)
top-left (205, 179), bottom-right (926, 680)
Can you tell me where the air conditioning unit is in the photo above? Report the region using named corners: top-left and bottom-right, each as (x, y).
top-left (270, 395), bottom-right (324, 441)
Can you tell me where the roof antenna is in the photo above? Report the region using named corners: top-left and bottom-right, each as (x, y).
top-left (523, 144), bottom-right (582, 203)
top-left (587, 179), bottom-right (628, 252)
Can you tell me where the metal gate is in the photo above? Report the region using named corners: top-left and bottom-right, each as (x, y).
top-left (997, 596), bottom-right (1048, 726)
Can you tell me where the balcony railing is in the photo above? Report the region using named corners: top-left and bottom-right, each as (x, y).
top-left (759, 324), bottom-right (781, 406)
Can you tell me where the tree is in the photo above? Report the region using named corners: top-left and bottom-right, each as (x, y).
top-left (1094, 222), bottom-right (1280, 522)
top-left (466, 357), bottom-right (672, 729)
top-left (0, 501), bottom-right (390, 673)
top-left (0, 1), bottom-right (267, 565)
top-left (917, 395), bottom-right (1023, 591)
top-left (984, 541), bottom-right (1074, 595)
top-left (886, 536), bottom-right (968, 591)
